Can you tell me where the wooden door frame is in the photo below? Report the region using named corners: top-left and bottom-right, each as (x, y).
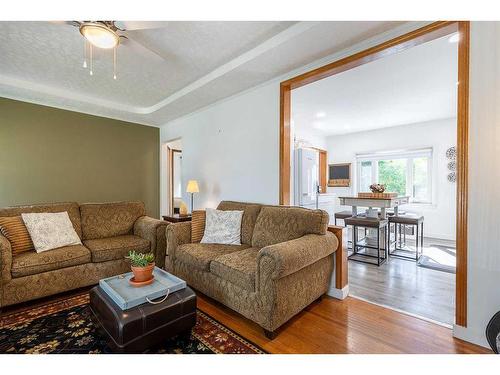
top-left (168, 148), bottom-right (182, 215)
top-left (279, 21), bottom-right (469, 327)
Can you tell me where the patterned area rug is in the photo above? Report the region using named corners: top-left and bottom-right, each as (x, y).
top-left (0, 293), bottom-right (266, 354)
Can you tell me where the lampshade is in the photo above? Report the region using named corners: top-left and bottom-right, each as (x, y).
top-left (80, 23), bottom-right (120, 49)
top-left (186, 180), bottom-right (199, 193)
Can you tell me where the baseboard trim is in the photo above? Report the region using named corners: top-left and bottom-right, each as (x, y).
top-left (327, 285), bottom-right (349, 300)
top-left (453, 324), bottom-right (490, 349)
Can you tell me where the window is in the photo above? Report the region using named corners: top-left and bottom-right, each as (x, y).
top-left (359, 161), bottom-right (373, 193)
top-left (356, 148), bottom-right (432, 203)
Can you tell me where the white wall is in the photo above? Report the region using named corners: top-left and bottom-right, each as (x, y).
top-left (160, 21), bottom-right (500, 348)
top-left (160, 83), bottom-right (280, 212)
top-left (453, 21), bottom-right (500, 348)
top-left (325, 118), bottom-right (457, 240)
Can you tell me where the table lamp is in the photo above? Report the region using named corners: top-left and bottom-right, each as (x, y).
top-left (186, 180), bottom-right (199, 213)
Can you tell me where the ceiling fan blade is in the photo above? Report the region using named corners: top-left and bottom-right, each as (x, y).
top-left (49, 20), bottom-right (81, 28)
top-left (114, 21), bottom-right (169, 31)
top-left (120, 35), bottom-right (166, 63)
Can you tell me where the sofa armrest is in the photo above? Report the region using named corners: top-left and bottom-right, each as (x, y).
top-left (165, 222), bottom-right (192, 271)
top-left (1, 234), bottom-right (12, 285)
top-left (133, 216), bottom-right (169, 268)
top-left (257, 232), bottom-right (337, 281)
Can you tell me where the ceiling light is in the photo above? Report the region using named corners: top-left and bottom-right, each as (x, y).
top-left (80, 22), bottom-right (119, 49)
top-left (316, 111), bottom-right (326, 118)
top-left (78, 22), bottom-right (119, 79)
top-left (448, 33), bottom-right (459, 43)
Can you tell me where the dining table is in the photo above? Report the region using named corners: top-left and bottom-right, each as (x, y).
top-left (338, 195), bottom-right (409, 218)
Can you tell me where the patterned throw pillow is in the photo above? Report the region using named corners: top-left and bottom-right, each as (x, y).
top-left (201, 208), bottom-right (243, 245)
top-left (0, 216), bottom-right (35, 255)
top-left (21, 212), bottom-right (82, 253)
top-left (191, 210), bottom-right (206, 243)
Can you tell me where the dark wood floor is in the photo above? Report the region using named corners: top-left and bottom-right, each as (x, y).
top-left (1, 287), bottom-right (490, 354)
top-left (198, 293), bottom-right (490, 354)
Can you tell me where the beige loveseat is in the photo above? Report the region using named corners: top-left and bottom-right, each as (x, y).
top-left (0, 201), bottom-right (168, 307)
top-left (165, 201), bottom-right (338, 338)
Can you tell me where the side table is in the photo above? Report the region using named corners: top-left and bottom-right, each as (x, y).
top-left (162, 214), bottom-right (192, 223)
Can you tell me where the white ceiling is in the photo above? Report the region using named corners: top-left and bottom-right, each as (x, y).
top-left (292, 33), bottom-right (458, 137)
top-left (0, 21), bottom-right (406, 126)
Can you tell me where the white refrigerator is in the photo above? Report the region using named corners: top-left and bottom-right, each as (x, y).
top-left (294, 148), bottom-right (319, 208)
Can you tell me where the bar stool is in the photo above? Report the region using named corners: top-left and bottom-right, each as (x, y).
top-left (334, 210), bottom-right (353, 225)
top-left (381, 210), bottom-right (405, 248)
top-left (388, 214), bottom-right (424, 261)
top-left (344, 216), bottom-right (388, 266)
top-left (334, 210), bottom-right (356, 248)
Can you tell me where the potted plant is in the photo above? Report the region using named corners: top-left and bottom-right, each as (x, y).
top-left (125, 251), bottom-right (155, 282)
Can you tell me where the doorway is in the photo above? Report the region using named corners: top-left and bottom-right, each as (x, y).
top-left (279, 22), bottom-right (469, 327)
top-left (165, 139), bottom-right (183, 215)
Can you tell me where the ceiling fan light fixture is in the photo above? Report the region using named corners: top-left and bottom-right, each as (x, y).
top-left (80, 22), bottom-right (119, 49)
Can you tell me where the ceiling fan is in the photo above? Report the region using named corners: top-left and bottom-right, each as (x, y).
top-left (60, 21), bottom-right (168, 79)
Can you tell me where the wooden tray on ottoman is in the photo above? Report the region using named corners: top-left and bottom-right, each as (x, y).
top-left (99, 267), bottom-right (187, 310)
top-left (89, 285), bottom-right (197, 353)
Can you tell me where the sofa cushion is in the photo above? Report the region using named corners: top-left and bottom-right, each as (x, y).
top-left (80, 201), bottom-right (146, 240)
top-left (210, 247), bottom-right (259, 292)
top-left (0, 202), bottom-right (82, 238)
top-left (0, 216), bottom-right (35, 255)
top-left (201, 208), bottom-right (243, 245)
top-left (217, 201), bottom-right (262, 245)
top-left (251, 206), bottom-right (329, 249)
top-left (191, 210), bottom-right (206, 243)
top-left (22, 212), bottom-right (82, 253)
top-left (176, 243), bottom-right (250, 271)
top-left (84, 235), bottom-right (150, 263)
top-left (11, 244), bottom-right (91, 278)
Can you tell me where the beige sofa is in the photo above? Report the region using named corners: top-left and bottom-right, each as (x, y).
top-left (165, 201), bottom-right (338, 338)
top-left (0, 201), bottom-right (168, 307)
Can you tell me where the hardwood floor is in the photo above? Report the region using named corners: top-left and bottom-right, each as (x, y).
top-left (1, 285), bottom-right (489, 354)
top-left (198, 293), bottom-right (489, 354)
top-left (349, 237), bottom-right (456, 326)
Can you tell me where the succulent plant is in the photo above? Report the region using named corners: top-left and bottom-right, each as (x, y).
top-left (125, 251), bottom-right (155, 267)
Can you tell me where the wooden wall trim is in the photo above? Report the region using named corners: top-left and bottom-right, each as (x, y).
top-left (167, 146), bottom-right (173, 215)
top-left (318, 149), bottom-right (328, 194)
top-left (281, 21), bottom-right (457, 91)
top-left (279, 21), bottom-right (469, 326)
top-left (279, 84), bottom-right (291, 205)
top-left (328, 225), bottom-right (348, 289)
top-left (455, 21), bottom-right (470, 328)
top-left (279, 22), bottom-right (459, 206)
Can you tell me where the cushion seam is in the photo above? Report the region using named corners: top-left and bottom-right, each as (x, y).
top-left (86, 242), bottom-right (149, 253)
top-left (12, 253), bottom-right (90, 270)
top-left (210, 258), bottom-right (257, 291)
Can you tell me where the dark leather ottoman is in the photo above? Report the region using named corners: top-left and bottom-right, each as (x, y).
top-left (89, 285), bottom-right (197, 353)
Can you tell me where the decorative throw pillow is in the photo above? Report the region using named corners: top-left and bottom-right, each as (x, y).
top-left (201, 208), bottom-right (243, 245)
top-left (191, 210), bottom-right (206, 243)
top-left (0, 216), bottom-right (35, 255)
top-left (21, 212), bottom-right (82, 253)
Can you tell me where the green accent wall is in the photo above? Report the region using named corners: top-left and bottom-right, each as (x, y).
top-left (0, 98), bottom-right (160, 217)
